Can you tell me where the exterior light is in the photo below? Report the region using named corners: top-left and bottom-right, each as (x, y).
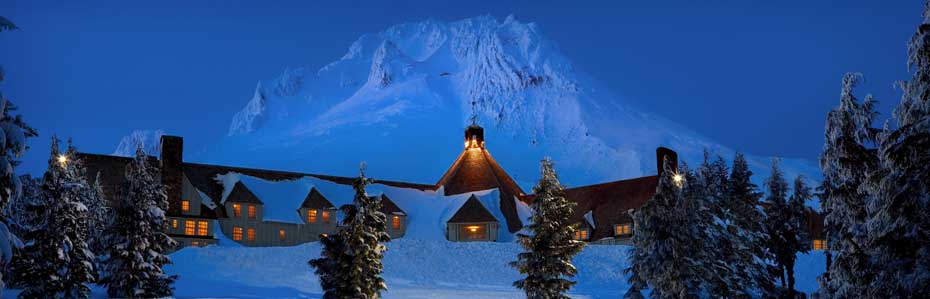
top-left (672, 173), bottom-right (683, 186)
top-left (466, 225), bottom-right (480, 232)
top-left (57, 155), bottom-right (68, 166)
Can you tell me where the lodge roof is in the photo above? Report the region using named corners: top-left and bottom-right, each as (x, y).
top-left (226, 181), bottom-right (263, 204)
top-left (448, 195), bottom-right (498, 223)
top-left (435, 148), bottom-right (525, 197)
top-left (521, 175), bottom-right (659, 241)
top-left (378, 194), bottom-right (405, 215)
top-left (300, 187), bottom-right (336, 210)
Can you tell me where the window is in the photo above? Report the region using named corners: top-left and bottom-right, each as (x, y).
top-left (232, 226), bottom-right (243, 241)
top-left (232, 203), bottom-right (241, 217)
top-left (248, 205), bottom-right (256, 219)
top-left (813, 239), bottom-right (826, 250)
top-left (171, 219), bottom-right (178, 229)
top-left (247, 228), bottom-right (256, 242)
top-left (192, 241), bottom-right (200, 247)
top-left (181, 200), bottom-right (190, 212)
top-left (197, 221), bottom-right (209, 236)
top-left (615, 224), bottom-right (632, 236)
top-left (308, 209), bottom-right (318, 223)
top-left (574, 230), bottom-right (588, 240)
top-left (279, 229), bottom-right (286, 241)
top-left (322, 211), bottom-right (330, 223)
top-left (184, 220), bottom-right (195, 235)
top-left (392, 216), bottom-right (401, 230)
top-left (461, 225), bottom-right (485, 240)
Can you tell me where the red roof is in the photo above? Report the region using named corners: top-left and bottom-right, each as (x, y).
top-left (435, 148), bottom-right (525, 197)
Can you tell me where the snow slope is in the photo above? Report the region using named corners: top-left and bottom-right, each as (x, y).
top-left (112, 129), bottom-right (165, 157)
top-left (161, 239), bottom-right (826, 299)
top-left (192, 15), bottom-right (819, 192)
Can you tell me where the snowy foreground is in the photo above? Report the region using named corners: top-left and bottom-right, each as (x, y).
top-left (3, 238), bottom-right (826, 299)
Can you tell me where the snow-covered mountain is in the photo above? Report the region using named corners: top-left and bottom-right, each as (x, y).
top-left (112, 129), bottom-right (165, 157)
top-left (191, 15), bottom-right (818, 189)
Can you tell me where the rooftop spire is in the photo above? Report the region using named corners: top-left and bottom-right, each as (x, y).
top-left (469, 100), bottom-right (478, 126)
top-left (465, 100), bottom-right (484, 149)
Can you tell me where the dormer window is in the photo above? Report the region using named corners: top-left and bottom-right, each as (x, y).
top-left (248, 205), bottom-right (256, 219)
top-left (181, 200), bottom-right (190, 212)
top-left (308, 209), bottom-right (318, 223)
top-left (322, 211), bottom-right (330, 223)
top-left (392, 216), bottom-right (401, 229)
top-left (615, 223), bottom-right (632, 236)
top-left (233, 203), bottom-right (241, 217)
top-left (574, 230), bottom-right (588, 240)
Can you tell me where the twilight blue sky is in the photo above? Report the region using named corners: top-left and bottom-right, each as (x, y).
top-left (1, 0), bottom-right (921, 176)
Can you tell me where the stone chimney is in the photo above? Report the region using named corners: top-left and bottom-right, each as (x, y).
top-left (160, 135), bottom-right (184, 214)
top-left (656, 147), bottom-right (678, 177)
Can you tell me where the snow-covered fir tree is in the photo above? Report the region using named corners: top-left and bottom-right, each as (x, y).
top-left (866, 2), bottom-right (930, 297)
top-left (511, 158), bottom-right (586, 299)
top-left (99, 147), bottom-right (176, 298)
top-left (814, 73), bottom-right (879, 299)
top-left (309, 164), bottom-right (389, 299)
top-left (0, 18), bottom-right (38, 294)
top-left (726, 152), bottom-right (775, 297)
top-left (781, 175), bottom-right (812, 297)
top-left (626, 159), bottom-right (704, 299)
top-left (15, 137), bottom-right (97, 299)
top-left (763, 159), bottom-right (799, 298)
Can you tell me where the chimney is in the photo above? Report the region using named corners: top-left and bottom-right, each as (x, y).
top-left (160, 135), bottom-right (184, 213)
top-left (656, 147), bottom-right (678, 177)
top-left (464, 124), bottom-right (485, 149)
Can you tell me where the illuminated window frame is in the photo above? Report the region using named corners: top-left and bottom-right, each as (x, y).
top-left (171, 219), bottom-right (178, 229)
top-left (322, 210), bottom-right (330, 223)
top-left (232, 203), bottom-right (241, 217)
top-left (248, 205), bottom-right (256, 219)
top-left (615, 223), bottom-right (632, 236)
top-left (232, 226), bottom-right (243, 241)
top-left (813, 239), bottom-right (826, 250)
top-left (308, 209), bottom-right (318, 224)
top-left (197, 221), bottom-right (209, 236)
top-left (392, 216), bottom-right (401, 230)
top-left (184, 220), bottom-right (195, 235)
top-left (279, 229), bottom-right (286, 241)
top-left (574, 230), bottom-right (588, 240)
top-left (181, 200), bottom-right (190, 212)
top-left (247, 228), bottom-right (256, 242)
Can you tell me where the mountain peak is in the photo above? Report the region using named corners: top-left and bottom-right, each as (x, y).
top-left (112, 129), bottom-right (165, 157)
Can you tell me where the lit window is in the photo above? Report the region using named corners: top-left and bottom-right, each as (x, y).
top-left (392, 216), bottom-right (401, 229)
top-left (197, 221), bottom-right (209, 236)
top-left (232, 226), bottom-right (243, 241)
top-left (232, 203), bottom-right (241, 217)
top-left (181, 200), bottom-right (190, 212)
top-left (171, 219), bottom-right (178, 229)
top-left (192, 241), bottom-right (200, 247)
top-left (322, 211), bottom-right (330, 223)
top-left (279, 229), bottom-right (286, 241)
top-left (813, 239), bottom-right (826, 250)
top-left (248, 205), bottom-right (256, 219)
top-left (247, 228), bottom-right (256, 242)
top-left (615, 224), bottom-right (632, 236)
top-left (308, 210), bottom-right (318, 223)
top-left (463, 225), bottom-right (485, 240)
top-left (574, 230), bottom-right (588, 240)
top-left (184, 220), bottom-right (195, 235)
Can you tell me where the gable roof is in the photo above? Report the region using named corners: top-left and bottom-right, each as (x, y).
top-left (521, 175), bottom-right (659, 241)
top-left (378, 194), bottom-right (406, 215)
top-left (226, 181), bottom-right (263, 204)
top-left (301, 187), bottom-right (335, 210)
top-left (435, 148), bottom-right (524, 196)
top-left (448, 195), bottom-right (498, 223)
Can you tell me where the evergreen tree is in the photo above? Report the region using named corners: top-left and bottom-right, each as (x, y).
top-left (626, 159), bottom-right (703, 299)
top-left (511, 158), bottom-right (586, 299)
top-left (0, 18), bottom-right (38, 295)
top-left (695, 153), bottom-right (749, 298)
top-left (867, 2), bottom-right (930, 297)
top-left (309, 164), bottom-right (389, 299)
top-left (814, 73), bottom-right (879, 299)
top-left (781, 176), bottom-right (812, 297)
top-left (727, 153), bottom-right (775, 297)
top-left (763, 159), bottom-right (792, 295)
top-left (100, 147), bottom-right (176, 298)
top-left (15, 138), bottom-right (97, 299)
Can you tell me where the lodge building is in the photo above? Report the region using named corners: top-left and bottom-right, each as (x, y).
top-left (78, 123), bottom-right (826, 249)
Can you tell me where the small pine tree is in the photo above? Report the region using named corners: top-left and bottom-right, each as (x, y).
top-left (309, 163), bottom-right (388, 299)
top-left (815, 73), bottom-right (879, 299)
top-left (16, 138), bottom-right (97, 299)
top-left (99, 147), bottom-right (177, 298)
top-left (782, 176), bottom-right (812, 297)
top-left (763, 159), bottom-right (791, 292)
top-left (727, 153), bottom-right (775, 297)
top-left (626, 159), bottom-right (703, 299)
top-left (511, 158), bottom-right (586, 299)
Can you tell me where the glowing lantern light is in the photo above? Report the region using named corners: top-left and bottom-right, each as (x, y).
top-left (672, 173), bottom-right (683, 186)
top-left (57, 155), bottom-right (68, 166)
